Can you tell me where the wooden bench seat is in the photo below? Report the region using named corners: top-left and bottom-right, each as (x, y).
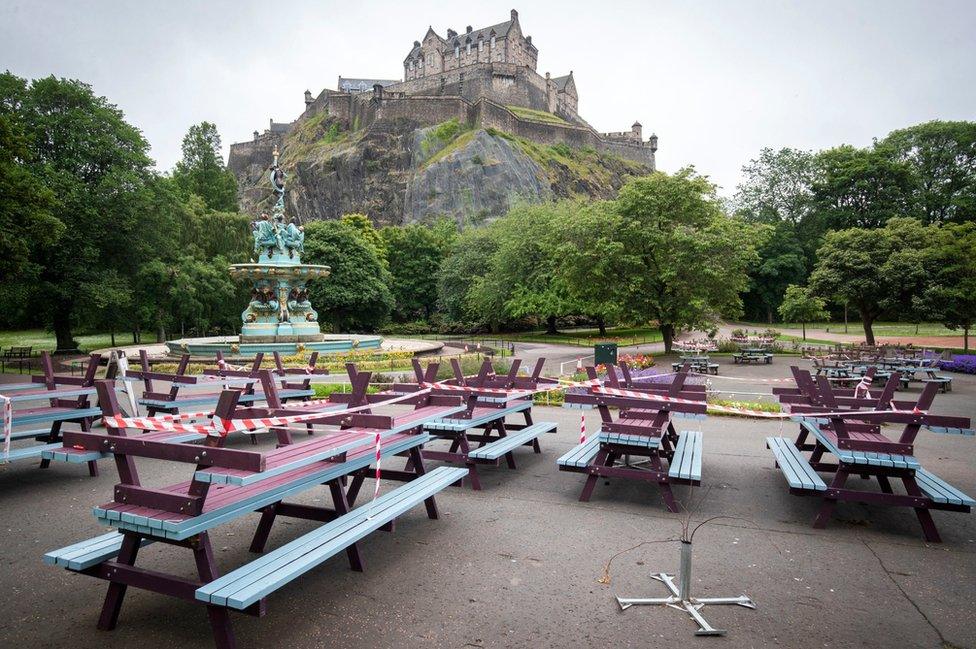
top-left (424, 401), bottom-right (532, 432)
top-left (556, 436), bottom-right (602, 468)
top-left (11, 406), bottom-right (102, 426)
top-left (767, 436), bottom-right (827, 492)
top-left (667, 430), bottom-right (702, 482)
top-left (94, 433), bottom-right (430, 541)
top-left (194, 466), bottom-right (467, 610)
top-left (915, 468), bottom-right (975, 508)
top-left (467, 422), bottom-right (556, 461)
top-left (3, 441), bottom-right (65, 462)
top-left (44, 531), bottom-right (155, 571)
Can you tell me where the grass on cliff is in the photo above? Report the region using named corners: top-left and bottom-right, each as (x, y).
top-left (505, 105), bottom-right (571, 126)
top-left (485, 127), bottom-right (647, 188)
top-left (280, 110), bottom-right (356, 166)
top-left (419, 119), bottom-right (476, 167)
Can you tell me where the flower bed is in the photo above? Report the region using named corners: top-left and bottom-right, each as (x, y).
top-left (939, 354), bottom-right (976, 374)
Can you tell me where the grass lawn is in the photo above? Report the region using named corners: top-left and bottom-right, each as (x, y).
top-left (0, 329), bottom-right (119, 354)
top-left (742, 321), bottom-right (958, 337)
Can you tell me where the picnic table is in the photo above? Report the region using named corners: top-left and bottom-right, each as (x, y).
top-left (45, 367), bottom-right (469, 648)
top-left (558, 362), bottom-right (707, 511)
top-left (130, 350), bottom-right (322, 417)
top-left (732, 347), bottom-right (773, 365)
top-left (768, 366), bottom-right (973, 542)
top-left (1, 351), bottom-right (103, 474)
top-left (389, 358), bottom-right (557, 490)
top-left (1, 345), bottom-right (33, 373)
top-left (671, 355), bottom-right (718, 375)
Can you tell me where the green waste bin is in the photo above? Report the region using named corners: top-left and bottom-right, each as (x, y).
top-left (594, 342), bottom-right (618, 366)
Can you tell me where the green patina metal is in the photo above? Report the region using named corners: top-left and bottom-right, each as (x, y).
top-left (233, 146), bottom-right (331, 342)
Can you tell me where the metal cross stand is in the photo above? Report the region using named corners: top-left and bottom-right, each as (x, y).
top-left (616, 541), bottom-right (756, 636)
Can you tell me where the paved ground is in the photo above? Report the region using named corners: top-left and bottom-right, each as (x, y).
top-left (1, 359), bottom-right (975, 648)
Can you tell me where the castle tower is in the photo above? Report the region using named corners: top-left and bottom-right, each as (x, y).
top-left (632, 121), bottom-right (643, 142)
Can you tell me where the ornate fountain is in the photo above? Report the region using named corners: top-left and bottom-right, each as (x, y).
top-left (165, 146), bottom-right (382, 358)
top-left (231, 146), bottom-right (330, 341)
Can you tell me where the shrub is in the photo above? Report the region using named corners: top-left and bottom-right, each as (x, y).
top-left (940, 354), bottom-right (976, 374)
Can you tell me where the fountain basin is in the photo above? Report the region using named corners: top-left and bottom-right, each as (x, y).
top-left (165, 334), bottom-right (383, 358)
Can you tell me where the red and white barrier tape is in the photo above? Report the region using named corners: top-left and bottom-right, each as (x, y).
top-left (579, 411), bottom-right (586, 444)
top-left (104, 387), bottom-right (433, 436)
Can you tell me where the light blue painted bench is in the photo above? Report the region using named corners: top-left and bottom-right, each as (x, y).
top-left (194, 465), bottom-right (467, 610)
top-left (44, 531), bottom-right (155, 571)
top-left (668, 430), bottom-right (702, 482)
top-left (556, 436), bottom-right (602, 468)
top-left (467, 421), bottom-right (556, 461)
top-left (767, 436), bottom-right (827, 492)
top-left (915, 468), bottom-right (975, 507)
top-left (423, 401), bottom-right (532, 432)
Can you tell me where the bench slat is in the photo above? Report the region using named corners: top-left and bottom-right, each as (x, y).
top-left (467, 422), bottom-right (555, 460)
top-left (767, 436), bottom-right (827, 492)
top-left (915, 468), bottom-right (975, 507)
top-left (668, 430), bottom-right (702, 481)
top-left (196, 466), bottom-right (467, 609)
top-left (556, 436), bottom-right (601, 468)
top-left (44, 532), bottom-right (155, 570)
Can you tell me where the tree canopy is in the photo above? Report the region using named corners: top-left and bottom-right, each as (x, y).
top-left (171, 121), bottom-right (238, 212)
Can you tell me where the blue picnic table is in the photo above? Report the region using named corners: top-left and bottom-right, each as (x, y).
top-left (1, 352), bottom-right (103, 474)
top-left (769, 366), bottom-right (973, 542)
top-left (389, 358), bottom-right (557, 490)
top-left (45, 367), bottom-right (468, 648)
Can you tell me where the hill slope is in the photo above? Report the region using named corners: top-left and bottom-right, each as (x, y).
top-left (234, 112), bottom-right (651, 226)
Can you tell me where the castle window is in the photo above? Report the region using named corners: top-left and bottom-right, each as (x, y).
top-left (478, 39), bottom-right (483, 52)
top-left (466, 43), bottom-right (471, 55)
top-left (491, 35), bottom-right (496, 48)
top-left (455, 46), bottom-right (459, 58)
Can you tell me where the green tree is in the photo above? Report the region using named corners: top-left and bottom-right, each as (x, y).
top-left (469, 202), bottom-right (579, 335)
top-left (0, 74), bottom-right (62, 280)
top-left (6, 74), bottom-right (169, 349)
top-left (746, 221), bottom-right (809, 322)
top-left (733, 148), bottom-right (815, 319)
top-left (341, 213), bottom-right (387, 264)
top-left (303, 220), bottom-right (393, 332)
top-left (919, 222), bottom-right (976, 350)
top-left (437, 227), bottom-right (499, 325)
top-left (734, 147), bottom-right (816, 225)
top-left (613, 170), bottom-right (765, 351)
top-left (777, 285), bottom-right (828, 340)
top-left (171, 121), bottom-right (238, 211)
top-left (551, 200), bottom-right (625, 334)
top-left (808, 219), bottom-right (931, 345)
top-left (381, 220), bottom-right (456, 321)
top-left (881, 120), bottom-right (976, 224)
top-left (811, 144), bottom-right (918, 230)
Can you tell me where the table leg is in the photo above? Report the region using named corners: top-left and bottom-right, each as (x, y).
top-left (194, 533), bottom-right (237, 649)
top-left (329, 480), bottom-right (365, 571)
top-left (903, 474), bottom-right (942, 543)
top-left (96, 533), bottom-right (142, 631)
top-left (579, 448), bottom-right (609, 502)
top-left (408, 446), bottom-right (439, 520)
top-left (249, 503), bottom-right (278, 553)
top-left (813, 468), bottom-right (849, 529)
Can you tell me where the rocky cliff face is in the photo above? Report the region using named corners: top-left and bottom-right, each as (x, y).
top-left (233, 111), bottom-right (650, 226)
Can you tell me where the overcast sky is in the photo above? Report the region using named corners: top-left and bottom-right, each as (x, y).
top-left (2, 0), bottom-right (974, 195)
